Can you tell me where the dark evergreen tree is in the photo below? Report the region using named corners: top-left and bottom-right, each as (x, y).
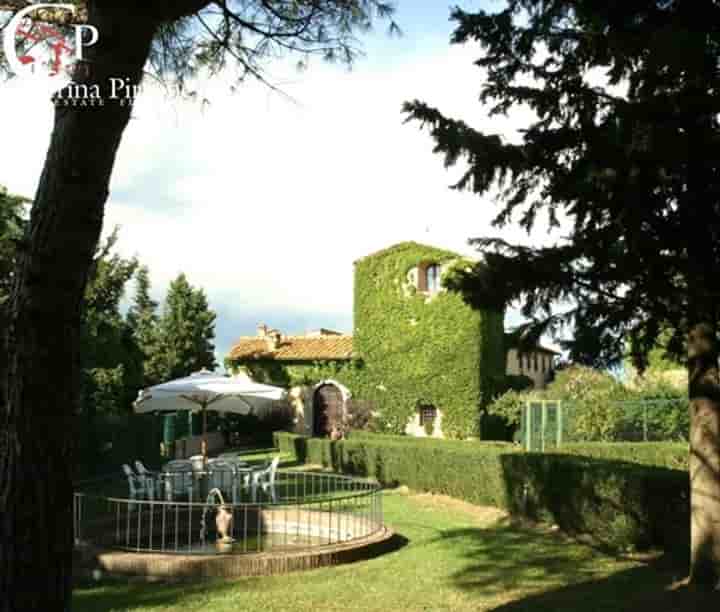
top-left (127, 265), bottom-right (161, 386)
top-left (404, 0), bottom-right (720, 587)
top-left (80, 228), bottom-right (143, 416)
top-left (155, 273), bottom-right (217, 380)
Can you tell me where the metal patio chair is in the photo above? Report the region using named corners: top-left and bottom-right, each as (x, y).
top-left (161, 459), bottom-right (194, 501)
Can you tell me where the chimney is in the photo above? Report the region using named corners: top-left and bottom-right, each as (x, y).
top-left (257, 324), bottom-right (268, 338)
top-left (264, 328), bottom-right (282, 351)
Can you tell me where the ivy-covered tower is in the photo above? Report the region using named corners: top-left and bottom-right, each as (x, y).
top-left (353, 242), bottom-right (505, 438)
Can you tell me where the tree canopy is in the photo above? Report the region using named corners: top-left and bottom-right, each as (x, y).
top-left (0, 208), bottom-right (218, 415)
top-left (405, 0), bottom-right (720, 372)
top-left (127, 265), bottom-right (160, 386)
top-left (152, 272), bottom-right (217, 380)
top-left (404, 0), bottom-right (720, 587)
top-left (0, 0), bottom-right (399, 90)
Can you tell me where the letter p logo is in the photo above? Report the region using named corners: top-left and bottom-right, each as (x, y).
top-left (75, 25), bottom-right (99, 60)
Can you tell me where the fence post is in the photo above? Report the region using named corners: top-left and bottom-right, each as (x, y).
top-left (643, 402), bottom-right (648, 442)
top-left (541, 401), bottom-right (547, 452)
top-left (556, 401), bottom-right (563, 448)
top-left (523, 403), bottom-right (530, 451)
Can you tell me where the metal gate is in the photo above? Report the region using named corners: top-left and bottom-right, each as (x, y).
top-left (520, 400), bottom-right (564, 451)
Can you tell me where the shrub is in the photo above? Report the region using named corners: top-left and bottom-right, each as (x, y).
top-left (622, 380), bottom-right (689, 442)
top-left (276, 431), bottom-right (516, 507)
top-left (500, 453), bottom-right (689, 558)
top-left (274, 431), bottom-right (690, 559)
top-left (485, 390), bottom-right (531, 431)
top-left (539, 366), bottom-right (688, 443)
top-left (75, 414), bottom-right (163, 480)
top-left (483, 375), bottom-right (539, 441)
top-left (313, 398), bottom-right (380, 441)
top-left (544, 366), bottom-right (627, 442)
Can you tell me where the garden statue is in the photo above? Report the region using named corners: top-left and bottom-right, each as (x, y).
top-left (215, 504), bottom-right (235, 552)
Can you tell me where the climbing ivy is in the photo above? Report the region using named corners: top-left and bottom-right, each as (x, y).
top-left (226, 242), bottom-right (507, 439)
top-left (352, 242), bottom-right (505, 438)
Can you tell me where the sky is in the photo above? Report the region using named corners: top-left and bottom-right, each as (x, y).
top-left (0, 1), bottom-right (566, 366)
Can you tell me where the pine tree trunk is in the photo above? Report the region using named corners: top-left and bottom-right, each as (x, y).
top-left (0, 8), bottom-right (156, 611)
top-left (688, 322), bottom-right (720, 588)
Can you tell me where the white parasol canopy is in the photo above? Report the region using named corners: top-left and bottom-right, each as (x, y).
top-left (134, 370), bottom-right (286, 461)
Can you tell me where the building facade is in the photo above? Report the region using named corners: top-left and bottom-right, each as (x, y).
top-left (228, 242), bottom-right (555, 439)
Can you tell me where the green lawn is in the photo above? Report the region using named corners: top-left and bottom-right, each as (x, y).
top-left (73, 452), bottom-right (710, 612)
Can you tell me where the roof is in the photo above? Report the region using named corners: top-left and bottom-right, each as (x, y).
top-left (229, 335), bottom-right (354, 362)
top-left (505, 336), bottom-right (560, 355)
top-left (519, 344), bottom-right (560, 356)
top-left (353, 241), bottom-right (463, 264)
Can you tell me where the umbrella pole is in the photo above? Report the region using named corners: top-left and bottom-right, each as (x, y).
top-left (202, 401), bottom-right (208, 467)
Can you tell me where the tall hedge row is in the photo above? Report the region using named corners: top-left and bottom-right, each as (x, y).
top-left (275, 432), bottom-right (690, 559)
top-left (559, 442), bottom-right (688, 470)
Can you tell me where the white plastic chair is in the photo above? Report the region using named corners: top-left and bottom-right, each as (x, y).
top-left (251, 456), bottom-right (280, 503)
top-left (121, 464), bottom-right (143, 510)
top-left (162, 460), bottom-right (194, 501)
top-left (207, 459), bottom-right (238, 503)
top-left (133, 460), bottom-right (158, 500)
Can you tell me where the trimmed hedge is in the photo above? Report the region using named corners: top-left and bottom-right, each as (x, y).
top-left (274, 431), bottom-right (690, 559)
top-left (559, 442), bottom-right (688, 471)
top-left (347, 430), bottom-right (512, 449)
top-left (502, 453), bottom-right (689, 557)
top-left (276, 431), bottom-right (516, 508)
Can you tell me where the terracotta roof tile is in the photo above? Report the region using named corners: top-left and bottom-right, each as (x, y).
top-left (229, 335), bottom-right (354, 362)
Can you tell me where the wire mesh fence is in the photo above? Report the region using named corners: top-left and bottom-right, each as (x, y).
top-left (74, 470), bottom-right (384, 556)
top-left (520, 398), bottom-right (689, 451)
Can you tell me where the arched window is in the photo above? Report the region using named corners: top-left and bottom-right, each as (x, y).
top-left (416, 262), bottom-right (442, 294)
top-left (426, 264), bottom-right (441, 293)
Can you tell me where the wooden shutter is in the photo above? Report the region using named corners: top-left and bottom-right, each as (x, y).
top-left (417, 262), bottom-right (428, 292)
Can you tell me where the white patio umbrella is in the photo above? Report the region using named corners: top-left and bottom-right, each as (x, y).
top-left (133, 370), bottom-right (286, 463)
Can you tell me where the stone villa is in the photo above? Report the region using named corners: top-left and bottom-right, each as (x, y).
top-left (228, 242), bottom-right (557, 439)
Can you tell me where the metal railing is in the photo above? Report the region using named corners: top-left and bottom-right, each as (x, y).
top-left (74, 470), bottom-right (383, 555)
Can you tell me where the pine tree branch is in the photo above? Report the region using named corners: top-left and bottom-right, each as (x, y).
top-left (0, 2), bottom-right (87, 25)
top-left (0, 1), bottom-right (214, 24)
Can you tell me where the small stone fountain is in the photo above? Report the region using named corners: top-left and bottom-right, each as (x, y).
top-left (200, 488), bottom-right (236, 553)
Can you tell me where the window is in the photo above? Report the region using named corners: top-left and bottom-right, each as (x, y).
top-left (417, 262), bottom-right (441, 294)
top-left (418, 404), bottom-right (437, 426)
top-left (533, 354), bottom-right (538, 372)
top-left (426, 264), bottom-right (441, 293)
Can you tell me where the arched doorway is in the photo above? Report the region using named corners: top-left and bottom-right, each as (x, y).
top-left (313, 384), bottom-right (343, 436)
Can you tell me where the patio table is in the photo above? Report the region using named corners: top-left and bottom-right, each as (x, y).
top-left (158, 460), bottom-right (256, 502)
